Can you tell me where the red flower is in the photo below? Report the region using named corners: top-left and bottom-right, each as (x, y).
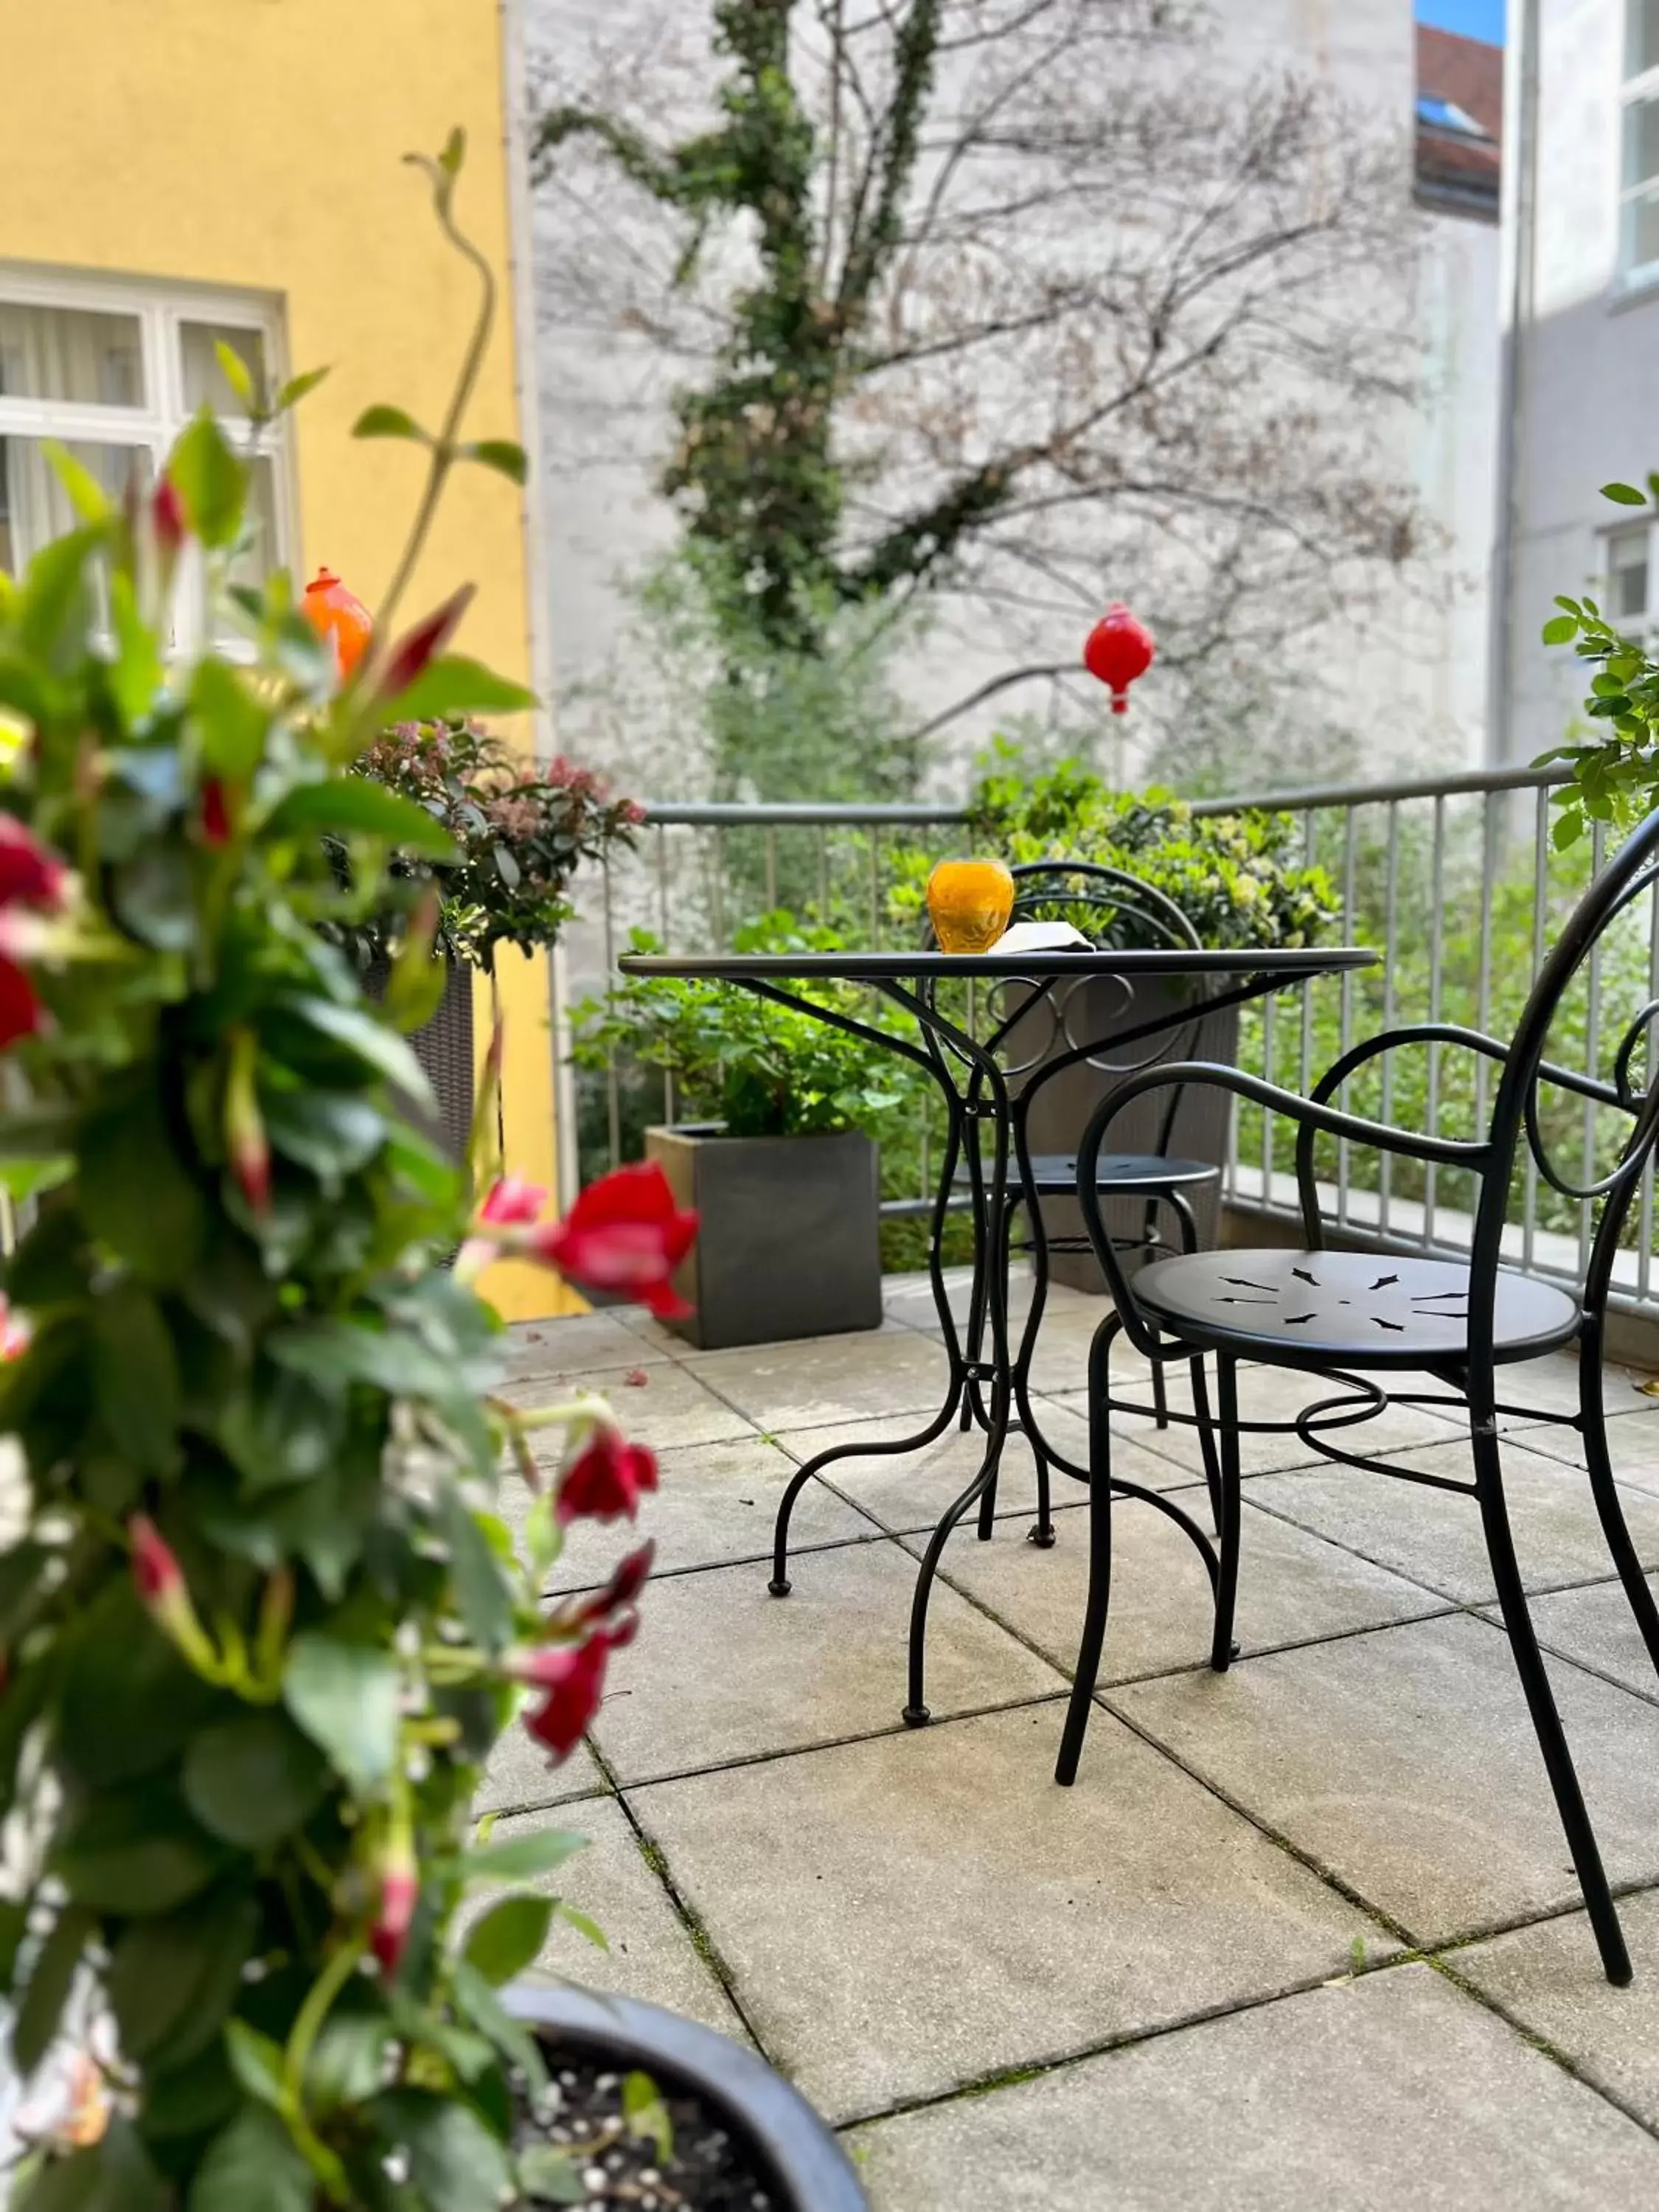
top-left (201, 778), bottom-right (232, 848)
top-left (517, 1627), bottom-right (629, 1763)
top-left (0, 1298), bottom-right (30, 1361)
top-left (377, 583), bottom-right (476, 700)
top-left (557, 1422), bottom-right (658, 1527)
top-left (153, 478), bottom-right (187, 558)
top-left (0, 818), bottom-right (66, 911)
top-left (369, 1822), bottom-right (418, 1980)
top-left (480, 1175), bottom-right (549, 1227)
top-left (1082, 603), bottom-right (1155, 714)
top-left (566, 1540), bottom-right (654, 1631)
top-left (0, 958), bottom-right (42, 1050)
top-left (225, 1032), bottom-right (270, 1215)
top-left (530, 1163), bottom-right (697, 1318)
top-left (130, 1514), bottom-right (183, 1608)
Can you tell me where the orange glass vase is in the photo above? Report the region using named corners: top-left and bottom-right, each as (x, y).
top-left (301, 568), bottom-right (373, 680)
top-left (927, 858), bottom-right (1015, 954)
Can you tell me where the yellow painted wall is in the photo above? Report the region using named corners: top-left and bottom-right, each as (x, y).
top-left (4, 0), bottom-right (578, 1317)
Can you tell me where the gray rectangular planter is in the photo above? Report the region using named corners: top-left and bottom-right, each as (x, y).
top-left (1008, 975), bottom-right (1239, 1293)
top-left (645, 1124), bottom-right (884, 1350)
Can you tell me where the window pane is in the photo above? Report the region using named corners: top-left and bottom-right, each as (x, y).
top-left (1626, 99), bottom-right (1659, 189)
top-left (0, 302), bottom-right (145, 408)
top-left (209, 455), bottom-right (280, 638)
top-left (1611, 529), bottom-right (1651, 621)
top-left (0, 437), bottom-right (150, 576)
top-left (1624, 184), bottom-right (1659, 274)
top-left (179, 322), bottom-right (268, 415)
top-left (1630, 0), bottom-right (1659, 77)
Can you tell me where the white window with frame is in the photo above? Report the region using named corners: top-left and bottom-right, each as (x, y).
top-left (1607, 520), bottom-right (1654, 627)
top-left (1622, 0), bottom-right (1659, 285)
top-left (0, 267), bottom-right (295, 648)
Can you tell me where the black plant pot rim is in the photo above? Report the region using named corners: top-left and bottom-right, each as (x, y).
top-left (504, 1980), bottom-right (868, 2212)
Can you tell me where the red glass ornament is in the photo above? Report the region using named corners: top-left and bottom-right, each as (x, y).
top-left (1083, 604), bottom-right (1155, 714)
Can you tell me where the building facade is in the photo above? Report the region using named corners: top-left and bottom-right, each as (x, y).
top-left (2, 0), bottom-right (573, 1317)
top-left (1496, 0), bottom-right (1659, 765)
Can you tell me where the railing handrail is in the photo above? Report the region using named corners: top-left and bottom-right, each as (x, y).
top-left (636, 762), bottom-right (1574, 831)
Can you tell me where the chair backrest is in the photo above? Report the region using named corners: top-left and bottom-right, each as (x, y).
top-left (1471, 804), bottom-right (1659, 1352)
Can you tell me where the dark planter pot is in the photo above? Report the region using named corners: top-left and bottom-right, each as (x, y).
top-left (367, 954), bottom-right (476, 1163)
top-left (1009, 973), bottom-right (1239, 1293)
top-left (645, 1125), bottom-right (883, 1350)
top-left (505, 1982), bottom-right (867, 2212)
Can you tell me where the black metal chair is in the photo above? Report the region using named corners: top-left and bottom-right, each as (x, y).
top-left (1054, 807), bottom-right (1659, 1986)
top-left (933, 860), bottom-right (1222, 1537)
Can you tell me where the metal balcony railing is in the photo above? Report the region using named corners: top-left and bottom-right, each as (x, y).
top-left (565, 762), bottom-right (1659, 1329)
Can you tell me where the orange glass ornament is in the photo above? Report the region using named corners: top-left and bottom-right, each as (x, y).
top-left (301, 568), bottom-right (373, 679)
top-left (926, 858), bottom-right (1015, 954)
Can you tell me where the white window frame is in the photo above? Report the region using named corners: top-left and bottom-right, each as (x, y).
top-left (1604, 516), bottom-right (1656, 629)
top-left (1621, 2), bottom-right (1659, 289)
top-left (0, 262), bottom-right (298, 653)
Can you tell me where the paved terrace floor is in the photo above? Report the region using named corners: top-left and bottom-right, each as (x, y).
top-left (484, 1272), bottom-right (1659, 2209)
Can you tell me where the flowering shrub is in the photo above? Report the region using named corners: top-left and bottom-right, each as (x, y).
top-left (352, 719), bottom-right (641, 970)
top-left (0, 134), bottom-right (692, 2212)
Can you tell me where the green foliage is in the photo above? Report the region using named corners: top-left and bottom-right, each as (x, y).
top-left (1538, 476), bottom-right (1659, 851)
top-left (351, 718), bottom-right (641, 968)
top-left (0, 137), bottom-right (623, 2212)
top-left (573, 914), bottom-right (914, 1139)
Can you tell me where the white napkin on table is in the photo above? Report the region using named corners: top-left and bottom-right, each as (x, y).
top-left (991, 919), bottom-right (1092, 955)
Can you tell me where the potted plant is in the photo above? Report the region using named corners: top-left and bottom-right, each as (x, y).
top-left (891, 750), bottom-right (1338, 1284)
top-left (572, 916), bottom-right (911, 1349)
top-left (0, 132), bottom-right (863, 2212)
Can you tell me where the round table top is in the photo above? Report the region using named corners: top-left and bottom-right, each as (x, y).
top-left (617, 946), bottom-right (1378, 982)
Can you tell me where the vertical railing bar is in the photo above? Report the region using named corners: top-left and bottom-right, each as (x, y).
top-left (818, 823), bottom-right (830, 919)
top-left (656, 825), bottom-right (675, 1127)
top-left (710, 825), bottom-right (727, 950)
top-left (1378, 802), bottom-right (1399, 1240)
top-left (602, 850), bottom-right (621, 1171)
top-left (1475, 790), bottom-right (1498, 1137)
top-left (1522, 787), bottom-right (1549, 1274)
top-left (1298, 810), bottom-right (1317, 1101)
top-left (1579, 818), bottom-right (1608, 1284)
top-left (1424, 796), bottom-right (1446, 1253)
top-left (1639, 874), bottom-right (1659, 1303)
top-left (1335, 804), bottom-right (1358, 1228)
top-left (1260, 992), bottom-right (1276, 1208)
top-left (765, 825), bottom-right (779, 912)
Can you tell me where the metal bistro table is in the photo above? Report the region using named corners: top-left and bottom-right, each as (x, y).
top-left (617, 944), bottom-right (1377, 1722)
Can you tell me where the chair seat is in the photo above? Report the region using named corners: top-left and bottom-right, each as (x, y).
top-left (953, 1152), bottom-right (1221, 1194)
top-left (1132, 1248), bottom-right (1580, 1366)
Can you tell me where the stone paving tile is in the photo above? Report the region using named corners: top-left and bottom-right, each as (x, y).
top-left (591, 1539), bottom-right (1063, 1783)
top-left (684, 1326), bottom-right (954, 1431)
top-left (487, 1796), bottom-right (750, 2041)
top-left (1478, 1573), bottom-right (1659, 1703)
top-left (474, 1727), bottom-right (608, 1820)
top-left (628, 1701), bottom-right (1385, 2122)
top-left (1113, 1613), bottom-right (1659, 1945)
top-left (499, 1309), bottom-right (675, 1384)
top-left (906, 1495), bottom-right (1446, 1685)
top-left (1455, 1889), bottom-right (1659, 2130)
top-left (1495, 1405), bottom-right (1659, 1495)
top-left (499, 1358), bottom-right (755, 1450)
top-left (495, 1435), bottom-right (882, 1593)
top-left (847, 1962), bottom-right (1659, 2211)
top-left (1248, 1435), bottom-right (1659, 1604)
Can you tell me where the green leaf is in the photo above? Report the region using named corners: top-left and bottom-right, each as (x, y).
top-left (462, 1893), bottom-right (552, 1986)
top-left (622, 2070), bottom-right (674, 2164)
top-left (141, 2041), bottom-right (240, 2141)
top-left (42, 439), bottom-right (112, 524)
top-left (17, 526), bottom-right (104, 664)
top-left (366, 2088), bottom-right (514, 2211)
top-left (107, 571), bottom-right (164, 726)
top-left (192, 658), bottom-right (269, 779)
top-left (460, 1828), bottom-right (587, 1882)
top-left (1554, 810), bottom-right (1585, 849)
top-left (352, 403), bottom-right (430, 442)
top-left (282, 996), bottom-right (434, 1106)
top-left (1541, 614), bottom-right (1579, 644)
top-left (58, 1582), bottom-right (220, 1790)
top-left (450, 1958), bottom-right (548, 2095)
top-left (53, 1784), bottom-right (228, 1914)
top-left (105, 1884), bottom-right (257, 2069)
top-left (282, 1634), bottom-right (402, 1794)
top-left (183, 1712), bottom-right (329, 1846)
top-left (92, 1280), bottom-right (181, 1475)
top-left (21, 2120), bottom-right (165, 2212)
top-left (224, 2020), bottom-right (288, 2110)
top-left (518, 2143), bottom-right (587, 2204)
top-left (379, 653), bottom-right (537, 725)
top-left (304, 2004), bottom-right (393, 2113)
top-left (264, 775), bottom-right (456, 857)
top-left (78, 1078), bottom-right (207, 1284)
top-left (274, 366), bottom-right (331, 414)
top-left (111, 837), bottom-right (198, 953)
top-left (1601, 481), bottom-right (1648, 506)
top-left (212, 338), bottom-right (258, 413)
top-left (439, 125), bottom-right (467, 178)
top-left (170, 411), bottom-right (246, 548)
top-left (260, 1088), bottom-right (386, 1182)
top-left (187, 2103), bottom-right (315, 2212)
top-left (13, 1904), bottom-right (94, 2078)
top-left (460, 439), bottom-right (529, 486)
top-left (436, 1478), bottom-right (515, 1656)
top-left (554, 1904), bottom-right (608, 1952)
